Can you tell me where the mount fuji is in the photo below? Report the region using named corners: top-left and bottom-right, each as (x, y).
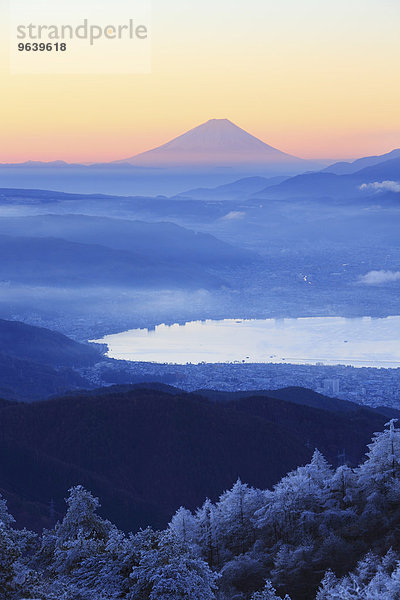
top-left (115, 119), bottom-right (314, 170)
top-left (0, 120), bottom-right (325, 195)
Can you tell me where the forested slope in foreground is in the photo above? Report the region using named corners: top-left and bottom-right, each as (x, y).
top-left (2, 421), bottom-right (400, 599)
top-left (0, 384), bottom-right (394, 532)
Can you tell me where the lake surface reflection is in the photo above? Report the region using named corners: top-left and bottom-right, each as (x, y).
top-left (92, 316), bottom-right (400, 368)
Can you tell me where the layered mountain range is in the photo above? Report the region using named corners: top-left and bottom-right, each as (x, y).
top-left (1, 119), bottom-right (398, 195)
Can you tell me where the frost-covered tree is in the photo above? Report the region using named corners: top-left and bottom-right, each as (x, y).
top-left (218, 554), bottom-right (266, 599)
top-left (75, 526), bottom-right (135, 599)
top-left (55, 485), bottom-right (112, 548)
top-left (385, 563), bottom-right (400, 597)
top-left (358, 419), bottom-right (400, 497)
top-left (0, 495), bottom-right (15, 529)
top-left (214, 479), bottom-right (264, 558)
top-left (316, 551), bottom-right (400, 600)
top-left (130, 530), bottom-right (218, 600)
top-left (196, 498), bottom-right (220, 567)
top-left (251, 580), bottom-right (291, 599)
top-left (25, 577), bottom-right (87, 600)
top-left (356, 419), bottom-right (400, 544)
top-left (271, 542), bottom-right (316, 597)
top-left (325, 465), bottom-right (358, 510)
top-left (169, 506), bottom-right (199, 551)
top-left (316, 570), bottom-right (339, 600)
top-left (0, 522), bottom-right (21, 597)
top-left (36, 485), bottom-right (116, 599)
top-left (256, 450), bottom-right (333, 543)
top-left (0, 494), bottom-right (37, 599)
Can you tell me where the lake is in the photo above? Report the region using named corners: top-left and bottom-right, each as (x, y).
top-left (91, 316), bottom-right (400, 368)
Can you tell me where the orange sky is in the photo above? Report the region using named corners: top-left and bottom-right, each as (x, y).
top-left (1, 0), bottom-right (400, 163)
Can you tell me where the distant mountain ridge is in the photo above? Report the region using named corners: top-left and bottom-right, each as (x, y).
top-left (175, 175), bottom-right (288, 200)
top-left (252, 156), bottom-right (400, 200)
top-left (0, 234), bottom-right (227, 290)
top-left (170, 149), bottom-right (400, 202)
top-left (322, 148), bottom-right (400, 175)
top-left (0, 214), bottom-right (255, 265)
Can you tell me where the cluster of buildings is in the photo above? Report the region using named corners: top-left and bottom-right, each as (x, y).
top-left (84, 359), bottom-right (400, 409)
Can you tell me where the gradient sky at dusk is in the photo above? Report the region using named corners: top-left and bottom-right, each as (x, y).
top-left (1, 0), bottom-right (400, 162)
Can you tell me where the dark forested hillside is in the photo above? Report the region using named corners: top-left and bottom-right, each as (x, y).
top-left (0, 318), bottom-right (102, 367)
top-left (0, 384), bottom-right (391, 533)
top-left (0, 319), bottom-right (102, 401)
top-left (0, 352), bottom-right (92, 402)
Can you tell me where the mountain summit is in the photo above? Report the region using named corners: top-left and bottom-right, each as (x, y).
top-left (117, 119), bottom-right (306, 168)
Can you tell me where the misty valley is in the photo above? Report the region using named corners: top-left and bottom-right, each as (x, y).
top-left (1, 165), bottom-right (400, 343)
